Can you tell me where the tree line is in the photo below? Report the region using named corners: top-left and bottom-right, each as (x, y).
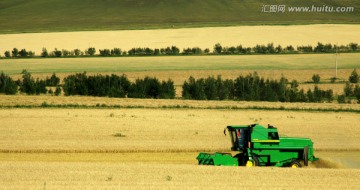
top-left (0, 70), bottom-right (359, 103)
top-left (2, 42), bottom-right (359, 58)
top-left (62, 72), bottom-right (175, 99)
top-left (182, 74), bottom-right (334, 103)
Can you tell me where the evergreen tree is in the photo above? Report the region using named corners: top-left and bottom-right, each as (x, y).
top-left (353, 85), bottom-right (360, 103)
top-left (0, 72), bottom-right (18, 95)
top-left (344, 82), bottom-right (353, 96)
top-left (312, 74), bottom-right (320, 83)
top-left (12, 48), bottom-right (19, 57)
top-left (20, 70), bottom-right (36, 95)
top-left (349, 69), bottom-right (359, 83)
top-left (55, 86), bottom-right (62, 96)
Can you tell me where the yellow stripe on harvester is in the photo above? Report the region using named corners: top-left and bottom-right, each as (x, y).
top-left (252, 140), bottom-right (280, 143)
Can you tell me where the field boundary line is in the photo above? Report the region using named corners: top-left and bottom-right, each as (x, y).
top-left (0, 103), bottom-right (359, 113)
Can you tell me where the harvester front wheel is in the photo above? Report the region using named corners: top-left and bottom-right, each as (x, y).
top-left (290, 160), bottom-right (302, 168)
top-left (246, 155), bottom-right (259, 167)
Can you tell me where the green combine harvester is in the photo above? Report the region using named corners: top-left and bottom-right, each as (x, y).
top-left (197, 124), bottom-right (318, 167)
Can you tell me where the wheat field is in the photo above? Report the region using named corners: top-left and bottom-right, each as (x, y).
top-left (1, 95), bottom-right (360, 112)
top-left (1, 24), bottom-right (360, 54)
top-left (1, 24), bottom-right (360, 189)
top-left (1, 161), bottom-right (359, 190)
top-left (1, 104), bottom-right (360, 189)
top-left (1, 108), bottom-right (359, 152)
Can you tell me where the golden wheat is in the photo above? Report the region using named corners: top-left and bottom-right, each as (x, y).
top-left (0, 108), bottom-right (359, 152)
top-left (0, 161), bottom-right (359, 189)
top-left (1, 24), bottom-right (359, 54)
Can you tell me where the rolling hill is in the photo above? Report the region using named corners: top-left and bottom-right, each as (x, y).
top-left (0, 0), bottom-right (359, 33)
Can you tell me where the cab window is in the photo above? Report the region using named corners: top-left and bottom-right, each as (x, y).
top-left (268, 132), bottom-right (279, 140)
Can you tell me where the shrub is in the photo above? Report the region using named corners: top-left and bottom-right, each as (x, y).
top-left (62, 49), bottom-right (71, 57)
top-left (349, 69), bottom-right (359, 83)
top-left (111, 48), bottom-right (121, 56)
top-left (48, 88), bottom-right (53, 95)
top-left (52, 48), bottom-right (62, 57)
top-left (214, 43), bottom-right (222, 54)
top-left (55, 86), bottom-right (62, 96)
top-left (349, 43), bottom-right (358, 51)
top-left (62, 72), bottom-right (88, 96)
top-left (4, 51), bottom-right (11, 58)
top-left (86, 47), bottom-right (96, 56)
top-left (35, 78), bottom-right (47, 95)
top-left (182, 76), bottom-right (206, 100)
top-left (312, 74), bottom-right (320, 83)
top-left (19, 70), bottom-right (36, 94)
top-left (128, 77), bottom-right (161, 98)
top-left (0, 72), bottom-right (18, 95)
top-left (99, 49), bottom-right (111, 56)
top-left (159, 79), bottom-right (176, 99)
top-left (41, 48), bottom-right (48, 57)
top-left (18, 49), bottom-right (28, 57)
top-left (19, 70), bottom-right (46, 95)
top-left (73, 49), bottom-right (82, 56)
top-left (330, 77), bottom-right (337, 83)
top-left (11, 48), bottom-right (18, 57)
top-left (45, 73), bottom-right (60, 86)
top-left (344, 82), bottom-right (353, 97)
top-left (354, 85), bottom-right (360, 103)
top-left (337, 95), bottom-right (346, 104)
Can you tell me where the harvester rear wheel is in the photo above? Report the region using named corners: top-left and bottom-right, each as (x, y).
top-left (290, 160), bottom-right (302, 168)
top-left (252, 155), bottom-right (260, 166)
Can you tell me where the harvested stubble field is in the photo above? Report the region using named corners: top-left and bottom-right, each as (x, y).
top-left (1, 162), bottom-right (360, 190)
top-left (1, 95), bottom-right (360, 112)
top-left (1, 107), bottom-right (359, 152)
top-left (0, 104), bottom-right (360, 189)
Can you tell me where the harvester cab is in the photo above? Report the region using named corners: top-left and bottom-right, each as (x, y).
top-left (226, 126), bottom-right (250, 151)
top-left (197, 124), bottom-right (319, 167)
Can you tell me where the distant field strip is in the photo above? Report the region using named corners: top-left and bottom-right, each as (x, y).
top-left (1, 54), bottom-right (359, 75)
top-left (1, 25), bottom-right (360, 54)
top-left (1, 95), bottom-right (360, 112)
top-left (0, 0), bottom-right (359, 34)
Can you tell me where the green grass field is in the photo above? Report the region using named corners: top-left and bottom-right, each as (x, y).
top-left (1, 54), bottom-right (359, 75)
top-left (0, 0), bottom-right (359, 34)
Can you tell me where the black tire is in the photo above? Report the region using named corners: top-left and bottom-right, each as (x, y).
top-left (252, 155), bottom-right (260, 166)
top-left (290, 160), bottom-right (302, 168)
top-left (234, 153), bottom-right (248, 166)
top-left (304, 147), bottom-right (309, 166)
